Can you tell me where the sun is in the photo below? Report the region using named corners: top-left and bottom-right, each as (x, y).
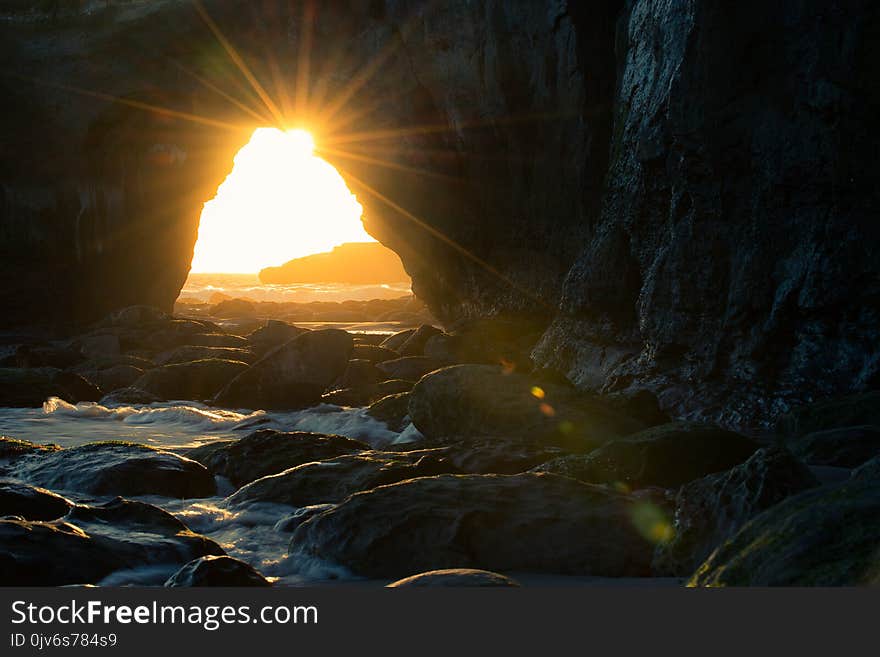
top-left (189, 127), bottom-right (374, 274)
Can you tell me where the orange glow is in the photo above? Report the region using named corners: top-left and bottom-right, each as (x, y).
top-left (190, 128), bottom-right (373, 273)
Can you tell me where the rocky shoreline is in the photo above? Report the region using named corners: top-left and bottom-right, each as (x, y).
top-left (1, 303), bottom-right (878, 587)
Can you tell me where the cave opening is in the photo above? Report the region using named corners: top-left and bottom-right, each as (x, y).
top-left (175, 127), bottom-right (428, 332)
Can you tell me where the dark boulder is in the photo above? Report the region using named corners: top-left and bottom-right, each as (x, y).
top-left (0, 481), bottom-right (72, 520)
top-left (84, 365), bottom-right (145, 393)
top-left (408, 365), bottom-right (644, 451)
top-left (387, 568), bottom-right (521, 587)
top-left (379, 329), bottom-right (416, 352)
top-left (689, 476), bottom-right (880, 586)
top-left (187, 430), bottom-right (368, 488)
top-left (653, 447), bottom-right (819, 577)
top-left (423, 319), bottom-right (545, 370)
top-left (415, 437), bottom-right (566, 475)
top-left (132, 359), bottom-right (249, 401)
top-left (397, 325), bottom-right (443, 357)
top-left (210, 299), bottom-right (257, 317)
top-left (321, 379), bottom-right (414, 407)
top-left (333, 359), bottom-right (384, 389)
top-left (0, 367), bottom-right (101, 407)
top-left (351, 344), bottom-right (398, 364)
top-left (227, 449), bottom-right (460, 508)
top-left (215, 329), bottom-right (353, 410)
top-left (156, 345), bottom-right (257, 366)
top-left (787, 426), bottom-right (880, 468)
top-left (0, 498), bottom-right (223, 586)
top-left (273, 504), bottom-right (336, 533)
top-left (99, 387), bottom-right (162, 406)
top-left (246, 320), bottom-right (310, 356)
top-left (185, 333), bottom-right (249, 348)
top-left (13, 441), bottom-right (216, 498)
top-left (377, 357), bottom-right (442, 382)
top-left (533, 423), bottom-right (759, 489)
top-left (10, 343), bottom-right (84, 369)
top-left (165, 555), bottom-right (271, 587)
top-left (852, 455), bottom-right (880, 482)
top-left (290, 473), bottom-right (655, 579)
top-left (0, 437), bottom-right (60, 464)
top-left (365, 393), bottom-right (411, 432)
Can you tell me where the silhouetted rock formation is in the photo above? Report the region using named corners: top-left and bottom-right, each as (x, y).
top-left (259, 242), bottom-right (409, 284)
top-left (0, 2), bottom-right (877, 429)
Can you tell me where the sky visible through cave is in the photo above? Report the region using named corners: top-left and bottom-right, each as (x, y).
top-left (189, 127), bottom-right (375, 274)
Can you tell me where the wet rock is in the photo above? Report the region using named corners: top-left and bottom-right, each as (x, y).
top-left (247, 320), bottom-right (310, 356)
top-left (380, 329), bottom-right (417, 352)
top-left (0, 367), bottom-right (101, 407)
top-left (76, 334), bottom-right (121, 360)
top-left (10, 343), bottom-right (84, 369)
top-left (424, 319), bottom-right (544, 369)
top-left (397, 325), bottom-right (443, 357)
top-left (351, 344), bottom-right (398, 364)
top-left (334, 359), bottom-right (384, 389)
top-left (417, 437), bottom-right (566, 475)
top-left (409, 365), bottom-right (644, 451)
top-left (0, 481), bottom-right (72, 520)
top-left (210, 299), bottom-right (256, 317)
top-left (387, 568), bottom-right (521, 587)
top-left (365, 393), bottom-right (411, 432)
top-left (0, 498), bottom-right (223, 586)
top-left (532, 423), bottom-right (759, 489)
top-left (290, 473), bottom-right (655, 579)
top-left (156, 345), bottom-right (257, 366)
top-left (377, 357), bottom-right (442, 382)
top-left (321, 379), bottom-right (414, 407)
top-left (85, 365), bottom-right (145, 392)
top-left (228, 449), bottom-right (460, 508)
top-left (776, 391), bottom-right (880, 437)
top-left (787, 426), bottom-right (880, 468)
top-left (653, 447), bottom-right (819, 577)
top-left (215, 329), bottom-right (353, 410)
top-left (689, 476), bottom-right (880, 586)
top-left (603, 390), bottom-right (670, 428)
top-left (187, 430), bottom-right (368, 488)
top-left (72, 354), bottom-right (155, 373)
top-left (13, 441), bottom-right (216, 498)
top-left (851, 455), bottom-right (880, 482)
top-left (186, 333), bottom-right (249, 348)
top-left (165, 555), bottom-right (271, 587)
top-left (274, 504), bottom-right (335, 533)
top-left (99, 387), bottom-right (161, 406)
top-left (98, 305), bottom-right (170, 329)
top-left (0, 437), bottom-right (59, 464)
top-left (133, 359), bottom-right (249, 401)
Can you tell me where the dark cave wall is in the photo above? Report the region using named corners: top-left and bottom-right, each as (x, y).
top-left (1, 0), bottom-right (878, 429)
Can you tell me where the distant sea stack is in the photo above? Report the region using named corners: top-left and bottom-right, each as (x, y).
top-left (259, 243), bottom-right (410, 285)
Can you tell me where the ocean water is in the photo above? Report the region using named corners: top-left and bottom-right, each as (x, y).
top-left (0, 398), bottom-right (423, 586)
top-left (180, 272), bottom-right (412, 304)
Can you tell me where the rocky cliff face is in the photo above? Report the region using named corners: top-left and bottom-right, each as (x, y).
top-left (1, 0), bottom-right (877, 430)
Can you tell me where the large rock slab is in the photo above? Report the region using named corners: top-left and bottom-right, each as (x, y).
top-left (214, 329), bottom-right (353, 410)
top-left (187, 430), bottom-right (368, 488)
top-left (13, 441), bottom-right (216, 498)
top-left (533, 423), bottom-right (759, 489)
top-left (290, 473), bottom-right (655, 579)
top-left (133, 359), bottom-right (249, 400)
top-left (653, 447), bottom-right (819, 577)
top-left (227, 449), bottom-right (460, 508)
top-left (0, 498), bottom-right (223, 586)
top-left (408, 365), bottom-right (644, 451)
top-left (689, 475), bottom-right (880, 586)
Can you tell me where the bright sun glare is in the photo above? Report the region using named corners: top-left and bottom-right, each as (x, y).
top-left (189, 127), bottom-right (374, 273)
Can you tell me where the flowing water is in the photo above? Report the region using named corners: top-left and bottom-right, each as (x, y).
top-left (0, 397), bottom-right (422, 586)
